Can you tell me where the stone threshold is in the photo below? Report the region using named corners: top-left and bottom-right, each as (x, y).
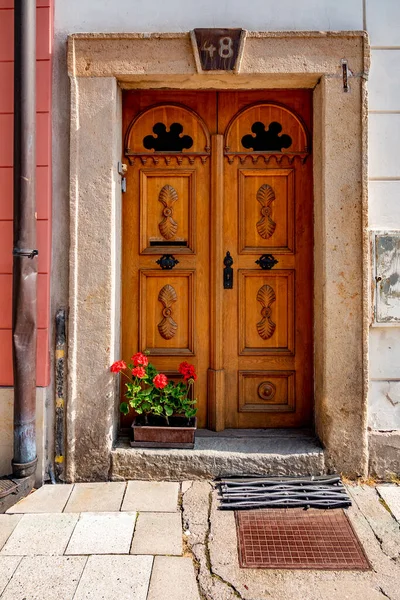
top-left (110, 429), bottom-right (325, 480)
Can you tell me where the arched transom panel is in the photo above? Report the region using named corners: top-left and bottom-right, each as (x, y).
top-left (224, 102), bottom-right (310, 162)
top-left (125, 103), bottom-right (211, 165)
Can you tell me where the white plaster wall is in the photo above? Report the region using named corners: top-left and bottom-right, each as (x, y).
top-left (50, 0), bottom-right (399, 441)
top-left (54, 0), bottom-right (363, 33)
top-left (367, 1), bottom-right (400, 430)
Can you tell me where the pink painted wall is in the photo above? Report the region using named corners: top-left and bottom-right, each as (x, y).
top-left (0, 0), bottom-right (53, 386)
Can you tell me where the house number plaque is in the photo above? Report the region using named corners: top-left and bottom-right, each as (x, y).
top-left (191, 28), bottom-right (245, 72)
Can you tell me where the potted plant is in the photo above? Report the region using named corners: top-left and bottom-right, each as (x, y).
top-left (110, 353), bottom-right (198, 448)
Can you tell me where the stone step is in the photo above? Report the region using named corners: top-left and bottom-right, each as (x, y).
top-left (111, 429), bottom-right (325, 480)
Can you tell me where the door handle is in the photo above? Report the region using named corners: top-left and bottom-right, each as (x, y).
top-left (223, 251), bottom-right (234, 289)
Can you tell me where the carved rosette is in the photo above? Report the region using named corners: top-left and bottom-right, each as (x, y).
top-left (258, 381), bottom-right (276, 401)
top-left (256, 184), bottom-right (276, 239)
top-left (256, 284), bottom-right (276, 340)
top-left (157, 284), bottom-right (178, 340)
top-left (158, 185), bottom-right (178, 240)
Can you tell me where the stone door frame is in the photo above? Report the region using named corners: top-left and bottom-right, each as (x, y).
top-left (66, 31), bottom-right (369, 481)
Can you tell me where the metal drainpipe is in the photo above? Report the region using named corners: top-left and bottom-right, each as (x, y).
top-left (12, 0), bottom-right (38, 479)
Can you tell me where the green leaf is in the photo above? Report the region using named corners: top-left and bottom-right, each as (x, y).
top-left (119, 402), bottom-right (130, 415)
top-left (141, 388), bottom-right (153, 396)
top-left (165, 406), bottom-right (174, 416)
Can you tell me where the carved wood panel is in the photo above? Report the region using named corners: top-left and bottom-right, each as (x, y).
top-left (238, 270), bottom-right (294, 356)
top-left (238, 169), bottom-right (294, 254)
top-left (139, 270), bottom-right (195, 355)
top-left (140, 170), bottom-right (196, 254)
top-left (238, 371), bottom-right (295, 413)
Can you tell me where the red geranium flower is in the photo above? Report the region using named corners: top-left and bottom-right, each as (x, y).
top-left (153, 373), bottom-right (168, 389)
top-left (110, 360), bottom-right (127, 373)
top-left (178, 361), bottom-right (197, 382)
top-left (131, 352), bottom-right (149, 367)
top-left (132, 366), bottom-right (146, 379)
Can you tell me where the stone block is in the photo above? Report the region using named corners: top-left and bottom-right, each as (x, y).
top-left (147, 556), bottom-right (200, 600)
top-left (65, 512), bottom-right (136, 555)
top-left (369, 381), bottom-right (400, 430)
top-left (0, 515), bottom-right (22, 549)
top-left (369, 114), bottom-right (400, 179)
top-left (6, 484), bottom-right (73, 514)
top-left (121, 481), bottom-right (179, 512)
top-left (0, 513), bottom-right (79, 556)
top-left (131, 512), bottom-right (182, 556)
top-left (111, 433), bottom-right (325, 480)
top-left (377, 486), bottom-right (400, 523)
top-left (63, 482), bottom-right (126, 512)
top-left (369, 431), bottom-right (400, 479)
top-left (73, 555), bottom-right (153, 600)
top-left (369, 50), bottom-right (400, 112)
top-left (0, 556), bottom-right (86, 600)
top-left (369, 182), bottom-right (400, 231)
top-left (0, 556), bottom-right (22, 595)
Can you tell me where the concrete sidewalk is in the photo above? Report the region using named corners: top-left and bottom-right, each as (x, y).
top-left (0, 481), bottom-right (399, 600)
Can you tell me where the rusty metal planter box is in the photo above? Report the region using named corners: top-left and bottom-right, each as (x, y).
top-left (130, 416), bottom-right (197, 449)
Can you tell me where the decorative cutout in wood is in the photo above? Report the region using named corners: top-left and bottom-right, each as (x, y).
top-left (143, 123), bottom-right (194, 152)
top-left (242, 122), bottom-right (292, 152)
top-left (256, 284), bottom-right (276, 340)
top-left (158, 284), bottom-right (178, 340)
top-left (258, 381), bottom-right (276, 401)
top-left (256, 184), bottom-right (276, 239)
top-left (158, 185), bottom-right (178, 240)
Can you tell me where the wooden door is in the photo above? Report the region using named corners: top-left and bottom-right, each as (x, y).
top-left (122, 90), bottom-right (313, 430)
top-left (122, 92), bottom-right (216, 428)
top-left (218, 92), bottom-right (313, 428)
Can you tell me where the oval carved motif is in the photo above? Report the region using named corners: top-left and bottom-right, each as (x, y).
top-left (256, 284), bottom-right (276, 340)
top-left (157, 284), bottom-right (178, 340)
top-left (256, 184), bottom-right (276, 239)
top-left (158, 185), bottom-right (178, 240)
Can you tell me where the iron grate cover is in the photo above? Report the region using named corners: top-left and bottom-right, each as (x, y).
top-left (236, 508), bottom-right (370, 570)
top-left (0, 478), bottom-right (18, 499)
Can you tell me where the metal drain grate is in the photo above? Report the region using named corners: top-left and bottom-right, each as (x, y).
top-left (236, 508), bottom-right (370, 570)
top-left (0, 478), bottom-right (18, 499)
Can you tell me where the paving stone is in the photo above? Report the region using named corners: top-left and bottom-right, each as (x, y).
top-left (0, 555), bottom-right (87, 600)
top-left (73, 554), bottom-right (153, 600)
top-left (0, 513), bottom-right (79, 556)
top-left (131, 512), bottom-right (182, 556)
top-left (63, 482), bottom-right (126, 512)
top-left (348, 485), bottom-right (400, 560)
top-left (377, 485), bottom-right (400, 523)
top-left (121, 480), bottom-right (179, 512)
top-left (0, 556), bottom-right (22, 595)
top-left (147, 556), bottom-right (200, 600)
top-left (0, 515), bottom-right (22, 550)
top-left (181, 481), bottom-right (194, 495)
top-left (65, 512), bottom-right (136, 555)
top-left (6, 484), bottom-right (74, 514)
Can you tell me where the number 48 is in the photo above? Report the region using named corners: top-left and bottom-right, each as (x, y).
top-left (202, 36), bottom-right (234, 59)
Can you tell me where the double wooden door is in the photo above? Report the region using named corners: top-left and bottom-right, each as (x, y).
top-left (122, 90), bottom-right (313, 429)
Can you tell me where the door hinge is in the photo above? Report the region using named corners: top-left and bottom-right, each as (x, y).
top-left (118, 161), bottom-right (128, 193)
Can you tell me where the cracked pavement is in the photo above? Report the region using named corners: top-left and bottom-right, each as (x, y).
top-left (181, 482), bottom-right (400, 600)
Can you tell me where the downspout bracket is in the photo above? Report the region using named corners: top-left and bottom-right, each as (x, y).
top-left (12, 248), bottom-right (39, 259)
